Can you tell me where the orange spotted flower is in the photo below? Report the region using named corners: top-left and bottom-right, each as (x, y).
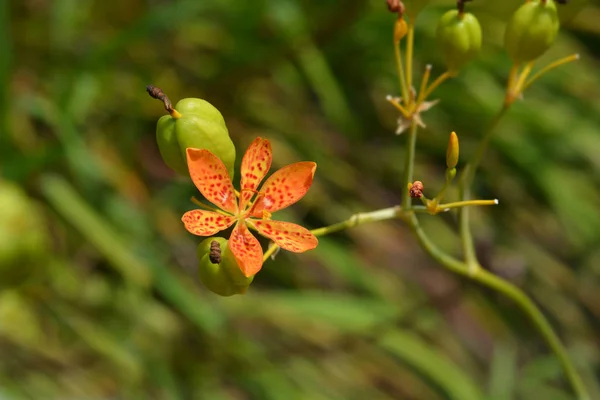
top-left (182, 137), bottom-right (318, 277)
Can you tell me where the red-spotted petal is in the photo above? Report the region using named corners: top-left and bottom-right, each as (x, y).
top-left (252, 162), bottom-right (316, 215)
top-left (249, 219), bottom-right (318, 253)
top-left (187, 148), bottom-right (238, 214)
top-left (239, 137), bottom-right (272, 211)
top-left (229, 222), bottom-right (264, 277)
top-left (181, 210), bottom-right (236, 236)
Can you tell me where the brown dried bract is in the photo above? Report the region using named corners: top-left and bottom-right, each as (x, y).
top-left (209, 240), bottom-right (222, 264)
top-left (146, 84), bottom-right (175, 114)
top-left (409, 181), bottom-right (424, 198)
top-left (386, 0), bottom-right (404, 15)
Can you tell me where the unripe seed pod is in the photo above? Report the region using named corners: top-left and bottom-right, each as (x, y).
top-left (196, 237), bottom-right (254, 297)
top-left (436, 10), bottom-right (482, 74)
top-left (156, 98), bottom-right (236, 178)
top-left (504, 0), bottom-right (560, 64)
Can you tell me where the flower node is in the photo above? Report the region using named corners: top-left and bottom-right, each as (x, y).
top-left (409, 181), bottom-right (424, 198)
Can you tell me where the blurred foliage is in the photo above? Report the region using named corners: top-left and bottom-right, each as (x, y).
top-left (1, 0), bottom-right (599, 398)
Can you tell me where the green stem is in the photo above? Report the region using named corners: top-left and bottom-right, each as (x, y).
top-left (405, 24), bottom-right (415, 104)
top-left (459, 103), bottom-right (510, 269)
top-left (402, 122), bottom-right (418, 209)
top-left (463, 103), bottom-right (510, 189)
top-left (405, 213), bottom-right (589, 400)
top-left (262, 206), bottom-right (403, 262)
top-left (394, 41), bottom-right (409, 104)
top-left (310, 206), bottom-right (402, 236)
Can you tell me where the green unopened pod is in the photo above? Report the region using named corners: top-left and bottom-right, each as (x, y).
top-left (436, 10), bottom-right (482, 75)
top-left (505, 0), bottom-right (560, 64)
top-left (156, 98), bottom-right (236, 178)
top-left (197, 237), bottom-right (254, 297)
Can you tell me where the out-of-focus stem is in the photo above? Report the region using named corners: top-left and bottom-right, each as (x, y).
top-left (405, 212), bottom-right (589, 400)
top-left (405, 23), bottom-right (415, 103)
top-left (402, 121), bottom-right (418, 209)
top-left (394, 42), bottom-right (410, 104)
top-left (523, 53), bottom-right (579, 92)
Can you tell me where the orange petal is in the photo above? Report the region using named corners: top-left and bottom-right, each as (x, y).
top-left (181, 210), bottom-right (236, 236)
top-left (239, 138), bottom-right (272, 211)
top-left (187, 148), bottom-right (238, 214)
top-left (252, 162), bottom-right (316, 215)
top-left (229, 222), bottom-right (264, 277)
top-left (249, 219), bottom-right (318, 253)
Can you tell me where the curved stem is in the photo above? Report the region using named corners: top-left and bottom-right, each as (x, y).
top-left (406, 213), bottom-right (589, 400)
top-left (472, 269), bottom-right (590, 400)
top-left (523, 53), bottom-right (580, 93)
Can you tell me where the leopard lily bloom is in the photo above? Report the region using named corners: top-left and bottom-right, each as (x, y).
top-left (182, 137), bottom-right (318, 277)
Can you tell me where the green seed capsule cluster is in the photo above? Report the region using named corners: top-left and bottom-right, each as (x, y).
top-left (436, 10), bottom-right (482, 74)
top-left (505, 0), bottom-right (560, 64)
top-left (155, 97), bottom-right (237, 179)
top-left (196, 237), bottom-right (254, 297)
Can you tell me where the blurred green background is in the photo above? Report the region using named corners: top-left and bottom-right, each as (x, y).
top-left (1, 0), bottom-right (599, 398)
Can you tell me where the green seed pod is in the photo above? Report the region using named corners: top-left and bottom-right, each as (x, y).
top-left (156, 98), bottom-right (236, 178)
top-left (504, 0), bottom-right (560, 64)
top-left (197, 237), bottom-right (254, 297)
top-left (436, 10), bottom-right (482, 75)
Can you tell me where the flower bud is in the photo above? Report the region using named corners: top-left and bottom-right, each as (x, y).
top-left (409, 181), bottom-right (424, 198)
top-left (446, 131), bottom-right (459, 169)
top-left (436, 10), bottom-right (482, 74)
top-left (196, 237), bottom-right (254, 297)
top-left (504, 0), bottom-right (560, 64)
top-left (156, 98), bottom-right (237, 178)
top-left (394, 17), bottom-right (408, 43)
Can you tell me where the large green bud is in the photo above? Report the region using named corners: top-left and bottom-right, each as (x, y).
top-left (197, 237), bottom-right (254, 297)
top-left (505, 0), bottom-right (560, 64)
top-left (0, 180), bottom-right (48, 288)
top-left (155, 96), bottom-right (236, 178)
top-left (436, 10), bottom-right (482, 75)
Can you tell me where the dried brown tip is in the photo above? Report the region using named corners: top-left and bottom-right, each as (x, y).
top-left (209, 240), bottom-right (222, 264)
top-left (457, 0), bottom-right (473, 14)
top-left (386, 0), bottom-right (405, 16)
top-left (409, 181), bottom-right (424, 198)
top-left (146, 84), bottom-right (175, 114)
